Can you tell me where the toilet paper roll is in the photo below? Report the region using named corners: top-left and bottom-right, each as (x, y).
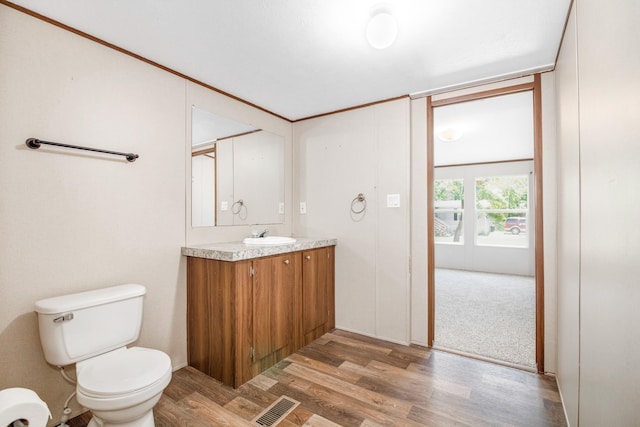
top-left (0, 388), bottom-right (52, 427)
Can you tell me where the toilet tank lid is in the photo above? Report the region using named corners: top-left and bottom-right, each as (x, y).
top-left (34, 284), bottom-right (146, 315)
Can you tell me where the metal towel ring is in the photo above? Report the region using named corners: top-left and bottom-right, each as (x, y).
top-left (232, 199), bottom-right (244, 214)
top-left (350, 193), bottom-right (366, 214)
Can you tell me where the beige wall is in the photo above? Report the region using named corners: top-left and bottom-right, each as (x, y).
top-left (555, 0), bottom-right (640, 425)
top-left (540, 71), bottom-right (559, 376)
top-left (0, 5), bottom-right (186, 422)
top-left (555, 5), bottom-right (581, 425)
top-left (293, 99), bottom-right (411, 344)
top-left (410, 98), bottom-right (429, 346)
top-left (0, 5), bottom-right (290, 424)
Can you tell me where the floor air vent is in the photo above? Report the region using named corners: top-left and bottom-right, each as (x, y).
top-left (252, 396), bottom-right (300, 427)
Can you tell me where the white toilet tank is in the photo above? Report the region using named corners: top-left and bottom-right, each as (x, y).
top-left (35, 284), bottom-right (146, 367)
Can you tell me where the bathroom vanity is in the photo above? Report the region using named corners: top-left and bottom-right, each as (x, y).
top-left (181, 238), bottom-right (336, 388)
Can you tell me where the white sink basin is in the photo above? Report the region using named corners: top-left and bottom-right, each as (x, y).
top-left (243, 236), bottom-right (296, 246)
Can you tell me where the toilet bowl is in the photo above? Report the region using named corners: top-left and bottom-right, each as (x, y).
top-left (34, 284), bottom-right (172, 427)
top-left (76, 347), bottom-right (172, 427)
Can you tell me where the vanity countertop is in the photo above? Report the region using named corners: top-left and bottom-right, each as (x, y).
top-left (181, 237), bottom-right (337, 262)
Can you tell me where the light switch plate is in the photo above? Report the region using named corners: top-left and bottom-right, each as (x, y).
top-left (299, 202), bottom-right (307, 214)
top-left (221, 201), bottom-right (229, 211)
top-left (387, 194), bottom-right (400, 208)
top-left (279, 202), bottom-right (285, 214)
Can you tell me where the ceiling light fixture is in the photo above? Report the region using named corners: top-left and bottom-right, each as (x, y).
top-left (366, 4), bottom-right (398, 50)
top-left (437, 128), bottom-right (463, 142)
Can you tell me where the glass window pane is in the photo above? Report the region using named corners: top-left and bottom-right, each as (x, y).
top-left (475, 175), bottom-right (529, 248)
top-left (475, 175), bottom-right (528, 210)
top-left (434, 178), bottom-right (464, 244)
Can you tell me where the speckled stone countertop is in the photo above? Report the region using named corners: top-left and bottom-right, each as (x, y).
top-left (181, 237), bottom-right (337, 262)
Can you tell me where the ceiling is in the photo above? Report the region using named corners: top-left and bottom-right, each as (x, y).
top-left (434, 91), bottom-right (534, 166)
top-left (8, 0), bottom-right (571, 121)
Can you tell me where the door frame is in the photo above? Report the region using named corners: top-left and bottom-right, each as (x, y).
top-left (427, 75), bottom-right (545, 372)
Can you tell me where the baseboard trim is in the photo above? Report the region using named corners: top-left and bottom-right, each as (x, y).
top-left (333, 325), bottom-right (410, 346)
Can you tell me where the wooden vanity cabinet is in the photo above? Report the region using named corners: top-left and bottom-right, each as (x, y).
top-left (186, 246), bottom-right (334, 388)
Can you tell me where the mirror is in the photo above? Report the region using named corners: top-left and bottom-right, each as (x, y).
top-left (191, 107), bottom-right (285, 227)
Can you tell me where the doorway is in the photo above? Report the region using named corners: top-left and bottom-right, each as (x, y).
top-left (426, 76), bottom-right (545, 371)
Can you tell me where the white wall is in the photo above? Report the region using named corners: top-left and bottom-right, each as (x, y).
top-left (555, 0), bottom-right (640, 426)
top-left (0, 5), bottom-right (291, 425)
top-left (293, 99), bottom-right (411, 344)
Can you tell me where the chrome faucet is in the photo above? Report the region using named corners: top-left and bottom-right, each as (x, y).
top-left (251, 229), bottom-right (268, 238)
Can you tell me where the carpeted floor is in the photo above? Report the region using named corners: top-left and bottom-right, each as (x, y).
top-left (434, 268), bottom-right (536, 368)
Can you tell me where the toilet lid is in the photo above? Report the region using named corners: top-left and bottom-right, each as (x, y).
top-left (77, 347), bottom-right (171, 397)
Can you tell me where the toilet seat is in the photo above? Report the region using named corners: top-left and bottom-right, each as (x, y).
top-left (77, 347), bottom-right (171, 397)
top-left (76, 347), bottom-right (172, 412)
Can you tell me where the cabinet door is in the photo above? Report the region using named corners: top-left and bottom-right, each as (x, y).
top-left (252, 257), bottom-right (273, 362)
top-left (302, 247), bottom-right (329, 343)
top-left (251, 254), bottom-right (298, 375)
top-left (271, 254), bottom-right (296, 354)
top-left (187, 257), bottom-right (240, 386)
top-left (186, 257), bottom-right (212, 375)
top-left (234, 260), bottom-right (253, 387)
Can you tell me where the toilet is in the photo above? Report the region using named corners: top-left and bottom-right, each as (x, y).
top-left (34, 284), bottom-right (172, 427)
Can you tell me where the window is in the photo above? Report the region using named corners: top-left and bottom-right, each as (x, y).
top-left (475, 175), bottom-right (529, 248)
top-left (434, 178), bottom-right (464, 244)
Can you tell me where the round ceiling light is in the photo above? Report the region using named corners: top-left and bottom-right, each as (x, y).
top-left (366, 6), bottom-right (398, 49)
top-left (437, 128), bottom-right (463, 142)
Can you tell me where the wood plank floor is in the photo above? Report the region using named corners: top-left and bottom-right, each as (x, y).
top-left (69, 330), bottom-right (566, 426)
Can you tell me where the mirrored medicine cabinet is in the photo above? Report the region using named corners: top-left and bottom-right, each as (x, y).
top-left (191, 106), bottom-right (285, 227)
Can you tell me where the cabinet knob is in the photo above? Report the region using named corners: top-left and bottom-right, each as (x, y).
top-left (305, 255), bottom-right (311, 260)
top-left (284, 259), bottom-right (289, 265)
